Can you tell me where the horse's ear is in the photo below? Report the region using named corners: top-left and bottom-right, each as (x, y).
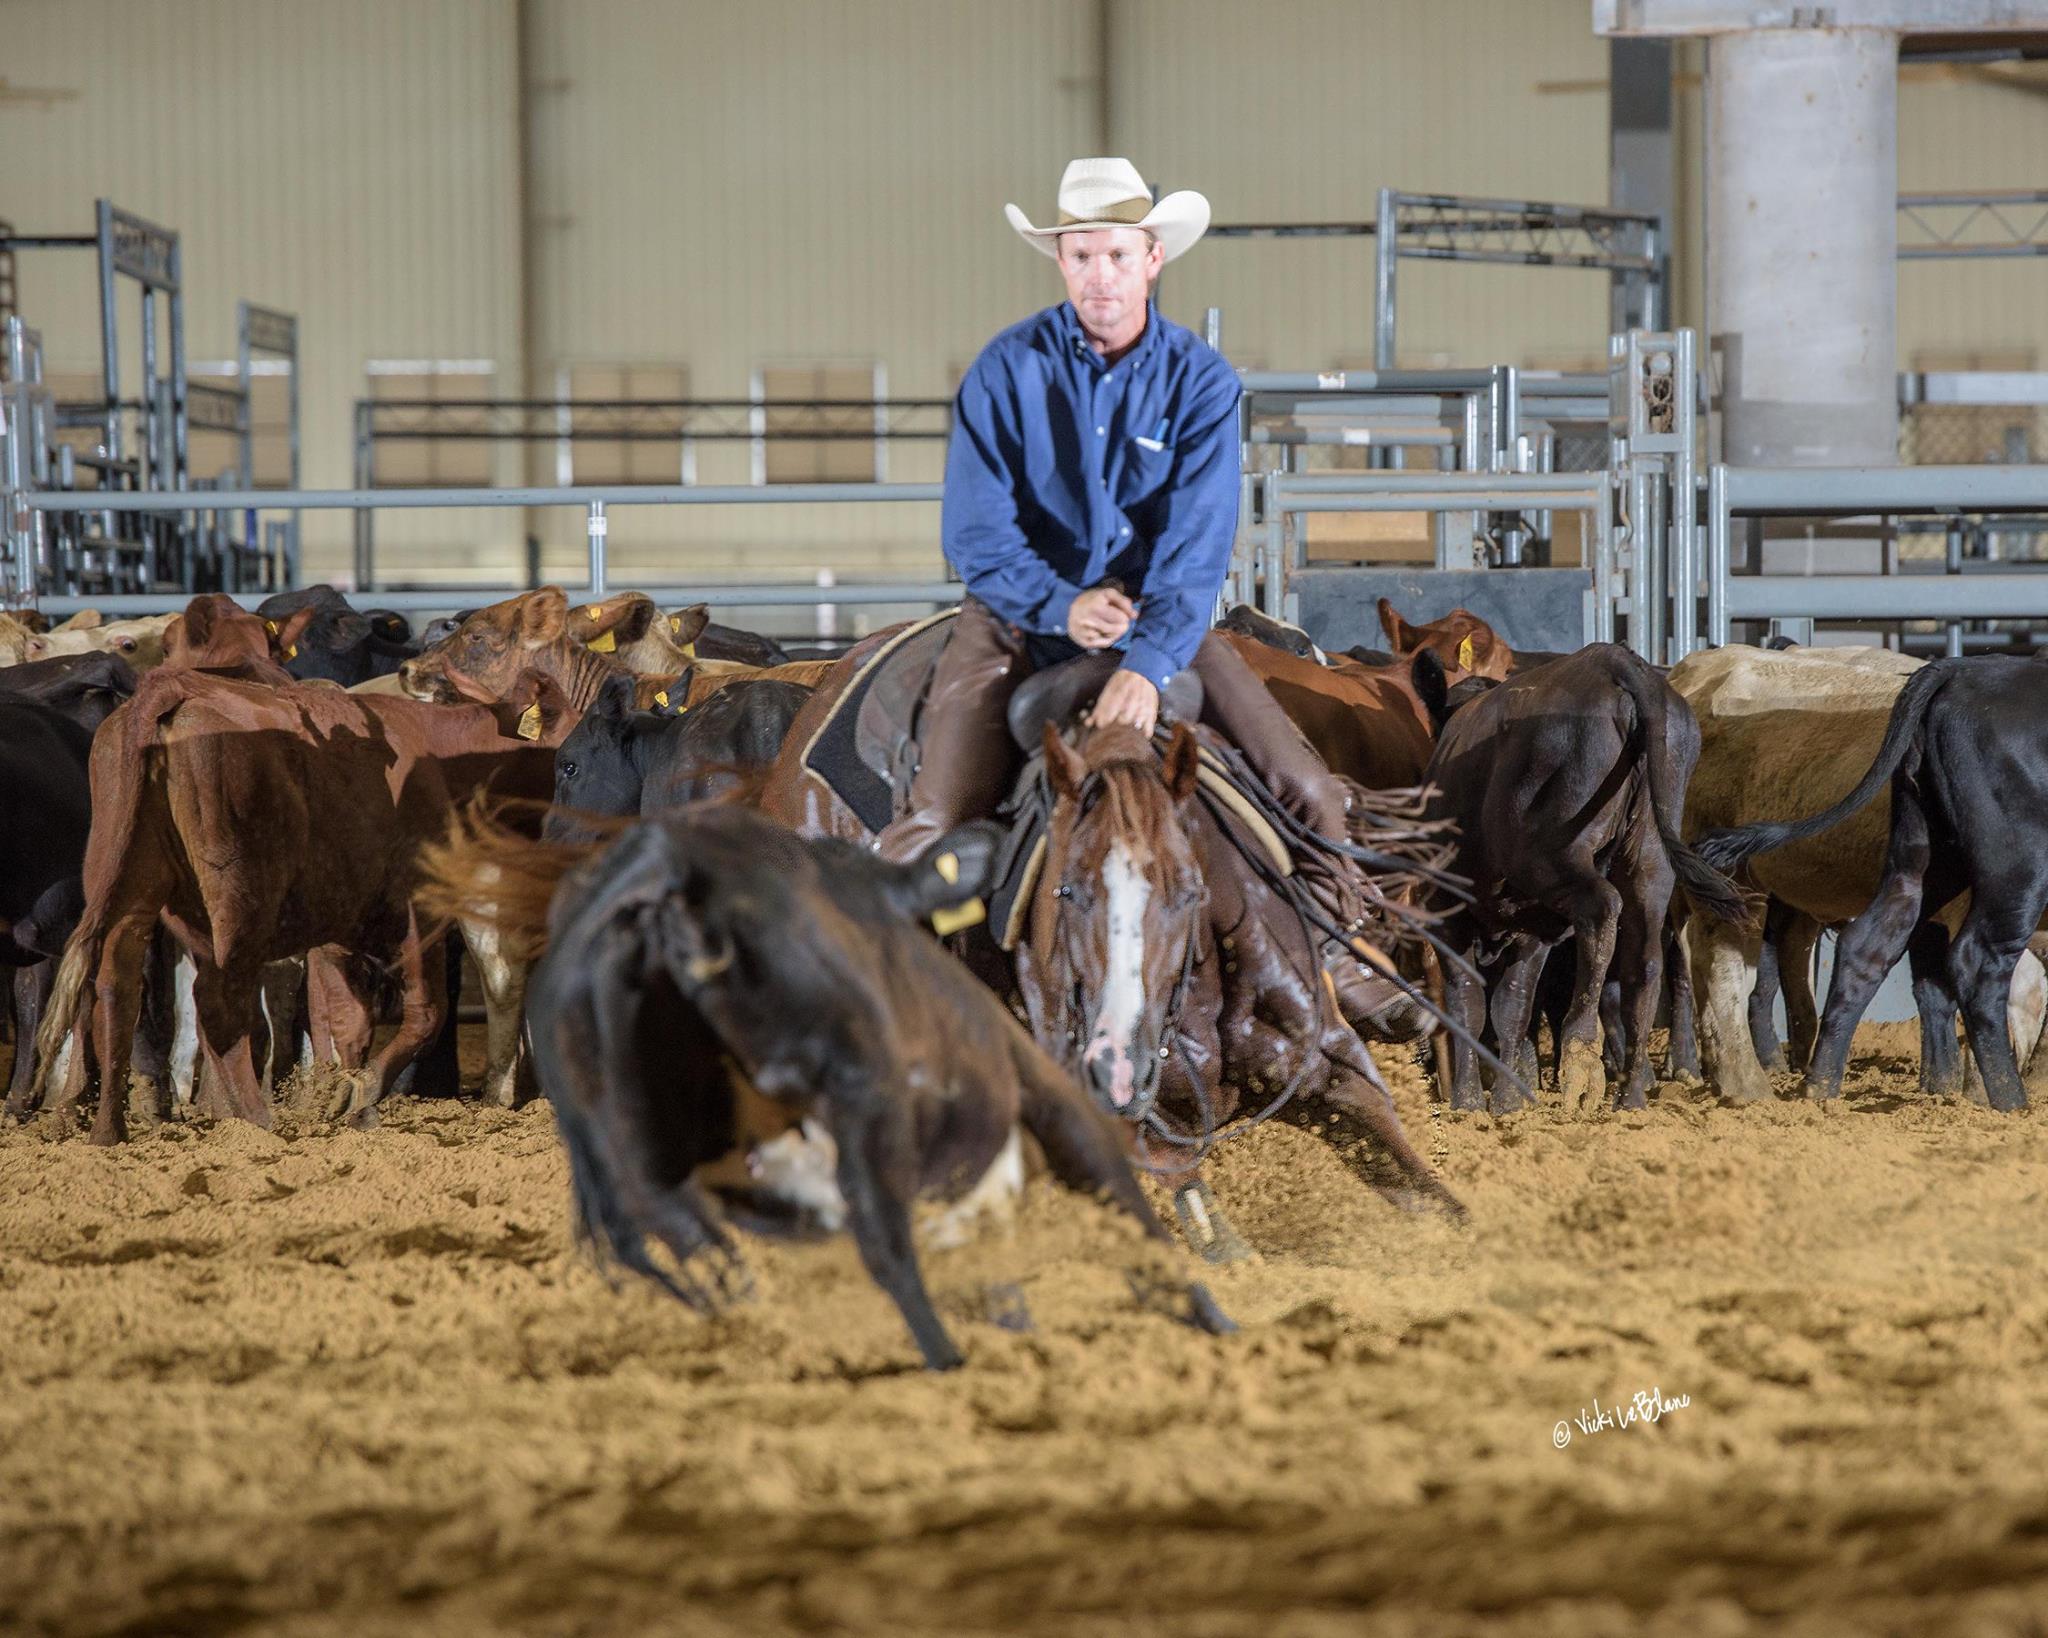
top-left (1377, 596), bottom-right (1416, 652)
top-left (1162, 722), bottom-right (1200, 803)
top-left (1043, 720), bottom-right (1087, 803)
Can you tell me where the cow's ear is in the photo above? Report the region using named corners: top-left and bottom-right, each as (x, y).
top-left (157, 617), bottom-right (187, 663)
top-left (568, 592), bottom-right (650, 652)
top-left (365, 609), bottom-right (412, 646)
top-left (500, 668), bottom-right (571, 741)
top-left (54, 609), bottom-right (100, 633)
top-left (590, 669), bottom-right (638, 725)
top-left (881, 820), bottom-right (1002, 927)
top-left (1162, 721), bottom-right (1200, 804)
top-left (275, 604), bottom-right (320, 660)
top-left (1377, 596), bottom-right (1417, 652)
top-left (519, 587), bottom-right (569, 644)
top-left (1044, 720), bottom-right (1088, 804)
top-left (1409, 649), bottom-right (1450, 736)
top-left (667, 604), bottom-right (711, 649)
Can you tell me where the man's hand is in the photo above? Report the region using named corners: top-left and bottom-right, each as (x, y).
top-left (1068, 586), bottom-right (1136, 650)
top-left (1090, 669), bottom-right (1160, 737)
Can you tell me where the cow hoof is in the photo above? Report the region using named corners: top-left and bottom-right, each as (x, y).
top-left (1173, 1182), bottom-right (1253, 1265)
top-left (1613, 1086), bottom-right (1650, 1112)
top-left (1799, 1081), bottom-right (1841, 1104)
top-left (1558, 1041), bottom-right (1604, 1114)
top-left (1447, 1086), bottom-right (1487, 1114)
top-left (1488, 1083), bottom-right (1535, 1116)
top-left (346, 1104), bottom-right (382, 1131)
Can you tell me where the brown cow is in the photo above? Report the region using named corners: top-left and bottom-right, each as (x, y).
top-left (400, 585), bottom-right (833, 712)
top-left (31, 667), bottom-right (571, 1142)
top-left (1221, 631), bottom-right (1443, 789)
top-left (1378, 600), bottom-right (1517, 681)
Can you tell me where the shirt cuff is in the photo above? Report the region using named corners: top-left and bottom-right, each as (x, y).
top-left (1120, 637), bottom-right (1181, 692)
top-left (1035, 579), bottom-right (1086, 638)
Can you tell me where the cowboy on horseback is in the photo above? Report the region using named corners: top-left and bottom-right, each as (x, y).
top-left (877, 157), bottom-right (1372, 934)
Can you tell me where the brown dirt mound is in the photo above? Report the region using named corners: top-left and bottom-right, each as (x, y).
top-left (3, 1029), bottom-right (2048, 1636)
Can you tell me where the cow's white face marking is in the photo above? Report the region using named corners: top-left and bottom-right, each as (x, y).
top-left (1084, 839), bottom-right (1153, 1105)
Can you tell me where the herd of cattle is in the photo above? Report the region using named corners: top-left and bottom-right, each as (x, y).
top-left (4, 581), bottom-right (2044, 1365)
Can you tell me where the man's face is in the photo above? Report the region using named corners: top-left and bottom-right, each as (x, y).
top-left (1057, 227), bottom-right (1163, 337)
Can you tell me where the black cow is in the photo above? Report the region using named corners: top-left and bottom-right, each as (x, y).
top-left (484, 807), bottom-right (1233, 1370)
top-left (1213, 603), bottom-right (1321, 660)
top-left (1699, 655), bottom-right (2048, 1112)
top-left (0, 699), bottom-right (93, 1111)
top-left (0, 650), bottom-right (138, 732)
top-left (544, 673), bottom-right (809, 841)
top-left (1425, 643), bottom-right (1745, 1114)
top-left (256, 585), bottom-right (418, 686)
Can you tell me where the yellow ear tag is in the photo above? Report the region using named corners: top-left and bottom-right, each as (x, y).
top-left (681, 641), bottom-right (696, 659)
top-left (516, 703), bottom-right (542, 740)
top-left (285, 645), bottom-right (297, 660)
top-left (669, 615), bottom-right (681, 634)
top-left (931, 897), bottom-right (986, 937)
top-left (1456, 635), bottom-right (1475, 669)
top-left (264, 619), bottom-right (278, 636)
top-left (934, 851), bottom-right (961, 885)
top-left (585, 604), bottom-right (604, 618)
top-left (588, 629), bottom-right (617, 653)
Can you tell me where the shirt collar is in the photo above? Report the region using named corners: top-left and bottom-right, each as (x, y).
top-left (1055, 299), bottom-right (1163, 373)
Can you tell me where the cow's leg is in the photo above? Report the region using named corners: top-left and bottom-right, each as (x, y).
top-left (1664, 914), bottom-right (1703, 1084)
top-left (395, 937), bottom-right (465, 1099)
top-left (306, 946), bottom-right (374, 1067)
top-left (1612, 853), bottom-right (1676, 1111)
top-left (87, 908), bottom-right (165, 1145)
top-left (353, 922), bottom-right (449, 1126)
top-left (257, 959), bottom-right (306, 1091)
top-left (461, 916), bottom-right (533, 1109)
top-left (1908, 921), bottom-right (1967, 1100)
top-left (1949, 885), bottom-right (2046, 1114)
top-left (1442, 936), bottom-right (1487, 1112)
top-left (1778, 912), bottom-right (1823, 1073)
top-left (1556, 861), bottom-right (1624, 1115)
top-left (190, 960), bottom-right (272, 1128)
top-left (167, 951), bottom-right (199, 1112)
top-left (5, 962), bottom-right (53, 1117)
top-left (831, 1109), bottom-right (963, 1371)
top-left (1748, 898), bottom-right (1793, 1071)
top-left (1484, 935), bottom-right (1546, 1116)
top-left (2012, 948), bottom-right (2048, 1101)
top-left (1807, 807), bottom-right (1932, 1102)
top-left (1689, 914), bottom-right (1772, 1105)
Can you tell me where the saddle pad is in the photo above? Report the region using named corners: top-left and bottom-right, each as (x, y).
top-left (800, 606), bottom-right (960, 836)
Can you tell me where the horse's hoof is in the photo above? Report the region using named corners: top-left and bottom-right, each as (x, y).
top-left (1174, 1182), bottom-right (1253, 1265)
top-left (346, 1104), bottom-right (381, 1132)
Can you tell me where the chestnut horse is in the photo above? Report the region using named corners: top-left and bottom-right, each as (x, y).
top-left (758, 647), bottom-right (1469, 1260)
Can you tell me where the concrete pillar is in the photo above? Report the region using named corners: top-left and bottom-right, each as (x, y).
top-left (1707, 26), bottom-right (1898, 467)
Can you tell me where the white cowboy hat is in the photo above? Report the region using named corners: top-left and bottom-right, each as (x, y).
top-left (1005, 157), bottom-right (1211, 263)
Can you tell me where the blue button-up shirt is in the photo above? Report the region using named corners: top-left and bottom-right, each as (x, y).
top-left (941, 300), bottom-right (1242, 689)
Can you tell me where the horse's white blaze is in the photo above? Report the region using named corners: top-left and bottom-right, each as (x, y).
top-left (1097, 840), bottom-right (1153, 1060)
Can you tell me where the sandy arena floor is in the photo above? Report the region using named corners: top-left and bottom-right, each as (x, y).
top-left (5, 1027), bottom-right (2048, 1637)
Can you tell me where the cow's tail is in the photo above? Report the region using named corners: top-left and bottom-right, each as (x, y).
top-left (413, 799), bottom-right (610, 961)
top-left (1694, 661), bottom-right (1947, 877)
top-left (1612, 654), bottom-right (1748, 925)
top-left (30, 690), bottom-right (179, 1105)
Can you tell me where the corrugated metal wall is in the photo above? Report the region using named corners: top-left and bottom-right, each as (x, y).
top-left (0, 0), bottom-right (523, 581)
top-left (5, 1), bottom-right (2048, 594)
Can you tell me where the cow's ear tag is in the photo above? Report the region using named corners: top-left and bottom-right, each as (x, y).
top-left (681, 641), bottom-right (696, 659)
top-left (516, 703), bottom-right (542, 740)
top-left (653, 690), bottom-right (669, 708)
top-left (588, 629), bottom-right (617, 653)
top-left (669, 615), bottom-right (682, 634)
top-left (931, 897), bottom-right (986, 936)
top-left (285, 645), bottom-right (298, 660)
top-left (264, 619), bottom-right (278, 636)
top-left (1456, 635), bottom-right (1475, 669)
top-left (934, 851), bottom-right (961, 885)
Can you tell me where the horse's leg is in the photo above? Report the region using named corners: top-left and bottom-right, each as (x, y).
top-left (1314, 1025), bottom-right (1467, 1221)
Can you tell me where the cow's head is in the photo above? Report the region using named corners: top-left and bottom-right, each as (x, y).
top-left (565, 592), bottom-right (695, 674)
top-left (23, 613), bottom-right (178, 671)
top-left (401, 586), bottom-right (573, 702)
top-left (544, 672), bottom-right (648, 843)
top-left (1377, 599), bottom-right (1513, 683)
top-left (160, 596), bottom-right (315, 675)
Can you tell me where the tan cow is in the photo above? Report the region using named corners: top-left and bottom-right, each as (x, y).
top-left (21, 612), bottom-right (178, 671)
top-left (1673, 643), bottom-right (2044, 1105)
